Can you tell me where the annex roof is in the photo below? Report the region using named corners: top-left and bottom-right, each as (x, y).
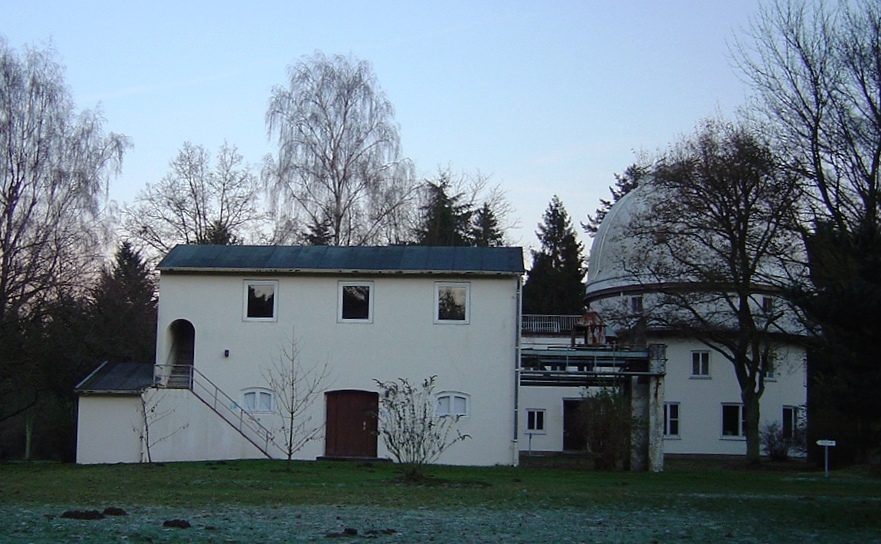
top-left (157, 245), bottom-right (525, 276)
top-left (75, 361), bottom-right (154, 394)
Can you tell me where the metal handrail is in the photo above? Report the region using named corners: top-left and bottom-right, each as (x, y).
top-left (521, 314), bottom-right (581, 333)
top-left (154, 364), bottom-right (285, 458)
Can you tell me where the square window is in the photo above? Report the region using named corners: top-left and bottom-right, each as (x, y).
top-left (721, 404), bottom-right (745, 437)
top-left (664, 403), bottom-right (680, 437)
top-left (435, 283), bottom-right (469, 323)
top-left (526, 409), bottom-right (545, 432)
top-left (691, 351), bottom-right (710, 377)
top-left (244, 281), bottom-right (278, 321)
top-left (339, 282), bottom-right (373, 322)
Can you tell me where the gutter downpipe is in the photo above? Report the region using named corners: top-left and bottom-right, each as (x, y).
top-left (513, 275), bottom-right (522, 466)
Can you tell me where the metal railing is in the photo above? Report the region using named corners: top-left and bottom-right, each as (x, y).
top-left (521, 314), bottom-right (581, 334)
top-left (154, 364), bottom-right (285, 458)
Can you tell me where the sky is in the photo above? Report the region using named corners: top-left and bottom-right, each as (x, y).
top-left (4, 0), bottom-right (763, 254)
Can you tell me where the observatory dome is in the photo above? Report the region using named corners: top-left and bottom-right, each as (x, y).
top-left (585, 183), bottom-right (654, 300)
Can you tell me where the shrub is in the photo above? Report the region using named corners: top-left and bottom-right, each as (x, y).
top-left (577, 387), bottom-right (634, 471)
top-left (374, 376), bottom-right (470, 481)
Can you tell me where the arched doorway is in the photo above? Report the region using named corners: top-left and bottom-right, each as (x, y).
top-left (167, 319), bottom-right (195, 388)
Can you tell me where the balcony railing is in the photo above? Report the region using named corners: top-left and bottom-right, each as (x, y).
top-left (521, 314), bottom-right (581, 334)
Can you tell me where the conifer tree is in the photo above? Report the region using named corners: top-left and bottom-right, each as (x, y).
top-left (523, 196), bottom-right (586, 314)
top-left (413, 177), bottom-right (472, 246)
top-left (89, 242), bottom-right (157, 363)
top-left (471, 202), bottom-right (505, 247)
top-left (583, 164), bottom-right (647, 236)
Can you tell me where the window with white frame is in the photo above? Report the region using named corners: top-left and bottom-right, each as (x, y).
top-left (436, 391), bottom-right (469, 417)
top-left (762, 296), bottom-right (775, 314)
top-left (762, 350), bottom-right (777, 380)
top-left (721, 404), bottom-right (745, 437)
top-left (664, 402), bottom-right (680, 437)
top-left (526, 409), bottom-right (546, 433)
top-left (435, 282), bottom-right (470, 323)
top-left (630, 295), bottom-right (644, 315)
top-left (241, 388), bottom-right (273, 413)
top-left (338, 281), bottom-right (373, 322)
top-left (244, 280), bottom-right (278, 321)
top-left (782, 405), bottom-right (800, 440)
top-left (691, 351), bottom-right (710, 377)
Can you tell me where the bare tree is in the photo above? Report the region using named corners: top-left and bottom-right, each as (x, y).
top-left (374, 376), bottom-right (470, 481)
top-left (734, 0), bottom-right (881, 232)
top-left (264, 52), bottom-right (417, 246)
top-left (264, 335), bottom-right (331, 469)
top-left (0, 38), bottom-right (129, 424)
top-left (137, 389), bottom-right (189, 464)
top-left (734, 0), bottom-right (881, 462)
top-left (123, 141), bottom-right (265, 258)
top-left (619, 120), bottom-right (803, 464)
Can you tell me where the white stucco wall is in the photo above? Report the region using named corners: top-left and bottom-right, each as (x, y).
top-left (661, 338), bottom-right (807, 456)
top-left (141, 388), bottom-right (267, 462)
top-left (76, 395), bottom-right (143, 464)
top-left (153, 273), bottom-right (520, 466)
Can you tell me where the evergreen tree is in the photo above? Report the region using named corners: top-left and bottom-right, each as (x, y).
top-left (303, 216), bottom-right (333, 245)
top-left (471, 202), bottom-right (505, 247)
top-left (583, 164), bottom-right (646, 236)
top-left (198, 219), bottom-right (240, 245)
top-left (523, 196), bottom-right (586, 314)
top-left (89, 242), bottom-right (157, 364)
top-left (414, 177), bottom-right (472, 246)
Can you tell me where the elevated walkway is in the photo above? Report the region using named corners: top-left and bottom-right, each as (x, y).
top-left (519, 344), bottom-right (666, 387)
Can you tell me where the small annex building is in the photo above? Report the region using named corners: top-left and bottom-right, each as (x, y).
top-left (76, 245), bottom-right (524, 466)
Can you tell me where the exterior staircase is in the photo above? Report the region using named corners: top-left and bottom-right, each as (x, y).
top-left (154, 363), bottom-right (287, 459)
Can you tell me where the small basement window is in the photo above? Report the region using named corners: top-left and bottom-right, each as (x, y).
top-left (241, 388), bottom-right (273, 413)
top-left (436, 392), bottom-right (470, 417)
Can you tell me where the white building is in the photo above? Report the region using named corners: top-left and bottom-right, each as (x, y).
top-left (518, 184), bottom-right (807, 458)
top-left (76, 245), bottom-right (524, 466)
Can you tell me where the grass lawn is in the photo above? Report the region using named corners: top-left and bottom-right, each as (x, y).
top-left (1, 456), bottom-right (879, 543)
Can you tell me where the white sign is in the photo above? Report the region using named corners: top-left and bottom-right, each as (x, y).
top-left (816, 439), bottom-right (837, 447)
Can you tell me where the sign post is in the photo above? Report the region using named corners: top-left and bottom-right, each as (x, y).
top-left (816, 440), bottom-right (836, 478)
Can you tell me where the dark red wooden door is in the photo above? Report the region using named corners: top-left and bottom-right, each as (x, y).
top-left (325, 390), bottom-right (378, 458)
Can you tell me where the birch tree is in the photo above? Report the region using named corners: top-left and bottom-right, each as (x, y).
top-left (265, 52), bottom-right (416, 246)
top-left (0, 38), bottom-right (129, 424)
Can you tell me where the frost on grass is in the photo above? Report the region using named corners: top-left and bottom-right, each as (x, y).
top-left (2, 504), bottom-right (877, 543)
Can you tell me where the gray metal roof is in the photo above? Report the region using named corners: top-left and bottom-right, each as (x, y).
top-left (157, 245), bottom-right (525, 275)
top-left (75, 361), bottom-right (154, 394)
